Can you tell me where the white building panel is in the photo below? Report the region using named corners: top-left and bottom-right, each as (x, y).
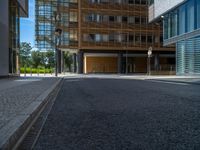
top-left (149, 0), bottom-right (186, 21)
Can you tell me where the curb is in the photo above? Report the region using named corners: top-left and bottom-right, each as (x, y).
top-left (148, 79), bottom-right (200, 85)
top-left (0, 78), bottom-right (63, 150)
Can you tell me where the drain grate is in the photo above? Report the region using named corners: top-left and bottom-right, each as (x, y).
top-left (18, 81), bottom-right (63, 150)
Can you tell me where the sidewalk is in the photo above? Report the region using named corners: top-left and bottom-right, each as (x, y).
top-left (0, 77), bottom-right (62, 149)
top-left (66, 74), bottom-right (200, 85)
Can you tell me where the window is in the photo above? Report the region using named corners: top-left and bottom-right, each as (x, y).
top-left (102, 15), bottom-right (109, 22)
top-left (69, 30), bottom-right (78, 41)
top-left (186, 0), bottom-right (194, 32)
top-left (88, 34), bottom-right (95, 42)
top-left (69, 12), bottom-right (77, 22)
top-left (121, 34), bottom-right (128, 42)
top-left (129, 35), bottom-right (134, 42)
top-left (163, 15), bottom-right (169, 39)
top-left (135, 17), bottom-right (140, 24)
top-left (95, 34), bottom-right (101, 42)
top-left (122, 16), bottom-right (128, 23)
top-left (117, 16), bottom-right (122, 23)
top-left (147, 35), bottom-right (153, 43)
top-left (179, 5), bottom-right (185, 35)
top-left (128, 16), bottom-right (134, 24)
top-left (135, 35), bottom-right (140, 43)
top-left (149, 0), bottom-right (154, 5)
top-left (109, 16), bottom-right (115, 22)
top-left (70, 0), bottom-right (78, 3)
top-left (141, 35), bottom-right (146, 43)
top-left (141, 0), bottom-right (146, 5)
top-left (101, 0), bottom-right (109, 4)
top-left (197, 0), bottom-right (200, 28)
top-left (135, 0), bottom-right (140, 4)
top-left (171, 11), bottom-right (178, 37)
top-left (141, 17), bottom-right (147, 24)
top-left (102, 34), bottom-right (108, 42)
top-left (109, 33), bottom-right (115, 42)
top-left (83, 34), bottom-right (89, 42)
top-left (128, 0), bottom-right (134, 4)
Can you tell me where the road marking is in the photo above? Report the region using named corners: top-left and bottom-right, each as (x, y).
top-left (147, 80), bottom-right (189, 85)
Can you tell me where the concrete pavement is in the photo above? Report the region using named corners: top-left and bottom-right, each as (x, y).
top-left (0, 77), bottom-right (62, 149)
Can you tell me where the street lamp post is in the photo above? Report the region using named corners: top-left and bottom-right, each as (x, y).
top-left (148, 47), bottom-right (152, 76)
top-left (54, 12), bottom-right (62, 77)
top-left (126, 50), bottom-right (128, 74)
top-left (54, 28), bottom-right (62, 77)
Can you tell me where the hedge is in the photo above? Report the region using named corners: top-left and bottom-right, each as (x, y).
top-left (20, 67), bottom-right (54, 74)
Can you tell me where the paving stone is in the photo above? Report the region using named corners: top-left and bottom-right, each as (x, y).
top-left (0, 77), bottom-right (59, 129)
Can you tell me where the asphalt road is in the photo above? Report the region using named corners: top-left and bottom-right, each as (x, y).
top-left (34, 77), bottom-right (200, 150)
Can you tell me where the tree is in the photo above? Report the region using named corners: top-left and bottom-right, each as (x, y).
top-left (40, 52), bottom-right (47, 67)
top-left (64, 52), bottom-right (73, 72)
top-left (19, 42), bottom-right (32, 67)
top-left (46, 50), bottom-right (55, 68)
top-left (31, 51), bottom-right (42, 68)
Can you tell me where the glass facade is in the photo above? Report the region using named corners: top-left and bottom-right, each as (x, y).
top-left (178, 5), bottom-right (186, 35)
top-left (162, 0), bottom-right (200, 75)
top-left (35, 0), bottom-right (79, 50)
top-left (197, 0), bottom-right (200, 28)
top-left (9, 0), bottom-right (20, 74)
top-left (177, 36), bottom-right (200, 75)
top-left (163, 0), bottom-right (200, 39)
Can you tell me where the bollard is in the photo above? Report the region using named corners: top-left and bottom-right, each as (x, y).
top-left (24, 66), bottom-right (26, 77)
top-left (170, 66), bottom-right (173, 75)
top-left (30, 67), bottom-right (32, 76)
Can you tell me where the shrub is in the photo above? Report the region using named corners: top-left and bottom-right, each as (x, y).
top-left (20, 67), bottom-right (54, 74)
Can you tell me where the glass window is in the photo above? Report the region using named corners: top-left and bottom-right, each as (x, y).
top-left (69, 30), bottom-right (78, 41)
top-left (197, 0), bottom-right (200, 28)
top-left (186, 0), bottom-right (194, 32)
top-left (135, 17), bottom-right (140, 24)
top-left (179, 5), bottom-right (186, 35)
top-left (102, 34), bottom-right (108, 42)
top-left (167, 15), bottom-right (171, 38)
top-left (95, 34), bottom-right (101, 42)
top-left (69, 12), bottom-right (77, 22)
top-left (171, 11), bottom-right (178, 37)
top-left (163, 15), bottom-right (168, 39)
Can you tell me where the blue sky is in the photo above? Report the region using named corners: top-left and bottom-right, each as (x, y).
top-left (20, 0), bottom-right (35, 47)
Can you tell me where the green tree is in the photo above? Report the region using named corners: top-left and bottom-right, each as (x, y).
top-left (31, 51), bottom-right (42, 68)
top-left (40, 52), bottom-right (47, 67)
top-left (64, 51), bottom-right (73, 72)
top-left (19, 42), bottom-right (32, 67)
top-left (46, 50), bottom-right (55, 68)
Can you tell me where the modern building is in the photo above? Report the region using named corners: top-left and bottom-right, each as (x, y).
top-left (149, 0), bottom-right (200, 75)
top-left (0, 0), bottom-right (29, 77)
top-left (35, 0), bottom-right (175, 74)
